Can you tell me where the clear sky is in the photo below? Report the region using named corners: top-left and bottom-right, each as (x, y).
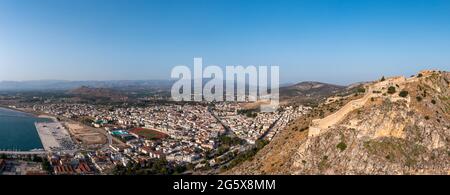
top-left (0, 0), bottom-right (449, 84)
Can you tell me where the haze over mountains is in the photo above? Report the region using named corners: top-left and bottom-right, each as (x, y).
top-left (0, 79), bottom-right (344, 94)
top-left (0, 80), bottom-right (173, 91)
top-left (0, 79), bottom-right (358, 106)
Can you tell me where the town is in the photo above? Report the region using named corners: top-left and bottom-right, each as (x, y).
top-left (0, 97), bottom-right (310, 175)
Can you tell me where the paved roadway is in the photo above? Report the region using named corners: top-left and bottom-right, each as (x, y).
top-left (0, 150), bottom-right (47, 155)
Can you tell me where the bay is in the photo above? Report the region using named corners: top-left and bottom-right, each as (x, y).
top-left (0, 107), bottom-right (48, 151)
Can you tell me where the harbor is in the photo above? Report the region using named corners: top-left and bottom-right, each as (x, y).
top-left (0, 107), bottom-right (44, 151)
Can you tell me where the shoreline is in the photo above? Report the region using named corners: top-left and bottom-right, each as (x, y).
top-left (0, 104), bottom-right (57, 121)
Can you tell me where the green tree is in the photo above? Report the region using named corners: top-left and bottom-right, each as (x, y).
top-left (399, 90), bottom-right (409, 97)
top-left (41, 158), bottom-right (53, 174)
top-left (387, 86), bottom-right (396, 94)
top-left (336, 142), bottom-right (347, 152)
top-left (357, 88), bottom-right (366, 93)
top-left (416, 96), bottom-right (423, 102)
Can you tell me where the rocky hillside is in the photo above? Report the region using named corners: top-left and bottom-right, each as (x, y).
top-left (228, 70), bottom-right (450, 175)
top-left (280, 81), bottom-right (347, 105)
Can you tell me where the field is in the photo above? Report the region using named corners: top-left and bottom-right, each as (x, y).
top-left (129, 128), bottom-right (168, 140)
top-left (65, 122), bottom-right (107, 146)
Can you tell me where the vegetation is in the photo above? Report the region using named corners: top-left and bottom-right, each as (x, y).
top-left (205, 135), bottom-right (246, 160)
top-left (363, 139), bottom-right (425, 166)
top-left (357, 87), bottom-right (366, 93)
top-left (220, 139), bottom-right (269, 171)
top-left (336, 142), bottom-right (347, 152)
top-left (218, 135), bottom-right (246, 146)
top-left (247, 112), bottom-right (257, 118)
top-left (81, 117), bottom-right (94, 126)
top-left (112, 158), bottom-right (188, 175)
top-left (237, 109), bottom-right (258, 118)
top-left (380, 76), bottom-right (386, 81)
top-left (216, 145), bottom-right (230, 156)
top-left (431, 99), bottom-right (436, 104)
top-left (41, 158), bottom-right (53, 174)
top-left (387, 86), bottom-right (396, 94)
top-left (399, 90), bottom-right (409, 97)
top-left (416, 96), bottom-right (423, 102)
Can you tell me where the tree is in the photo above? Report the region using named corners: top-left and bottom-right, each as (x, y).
top-left (380, 76), bottom-right (386, 81)
top-left (387, 86), bottom-right (396, 94)
top-left (41, 158), bottom-right (53, 174)
top-left (357, 88), bottom-right (366, 93)
top-left (399, 90), bottom-right (409, 97)
top-left (336, 142), bottom-right (347, 152)
top-left (416, 96), bottom-right (423, 102)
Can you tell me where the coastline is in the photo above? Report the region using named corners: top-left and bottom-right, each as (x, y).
top-left (0, 105), bottom-right (44, 152)
top-left (0, 104), bottom-right (57, 121)
top-left (0, 104), bottom-right (113, 151)
top-left (0, 105), bottom-right (56, 152)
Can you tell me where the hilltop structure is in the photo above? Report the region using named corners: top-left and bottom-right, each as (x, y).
top-left (228, 70), bottom-right (450, 175)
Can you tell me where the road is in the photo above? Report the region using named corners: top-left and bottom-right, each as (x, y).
top-left (258, 113), bottom-right (283, 140)
top-left (0, 150), bottom-right (47, 155)
top-left (208, 106), bottom-right (236, 137)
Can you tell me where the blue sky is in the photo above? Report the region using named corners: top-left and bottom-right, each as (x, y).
top-left (0, 0), bottom-right (449, 84)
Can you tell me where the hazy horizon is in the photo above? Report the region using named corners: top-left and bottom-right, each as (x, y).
top-left (1, 0), bottom-right (449, 85)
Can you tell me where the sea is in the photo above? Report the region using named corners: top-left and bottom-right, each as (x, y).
top-left (0, 107), bottom-right (49, 151)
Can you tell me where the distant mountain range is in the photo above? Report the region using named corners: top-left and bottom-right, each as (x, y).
top-left (0, 80), bottom-right (174, 91)
top-left (67, 86), bottom-right (129, 101)
top-left (0, 80), bottom-right (361, 104)
top-left (0, 79), bottom-right (363, 105)
top-left (0, 79), bottom-right (329, 91)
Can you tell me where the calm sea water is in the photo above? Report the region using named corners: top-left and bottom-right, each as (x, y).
top-left (0, 107), bottom-right (49, 151)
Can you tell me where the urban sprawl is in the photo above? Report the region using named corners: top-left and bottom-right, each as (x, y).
top-left (0, 99), bottom-right (310, 175)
